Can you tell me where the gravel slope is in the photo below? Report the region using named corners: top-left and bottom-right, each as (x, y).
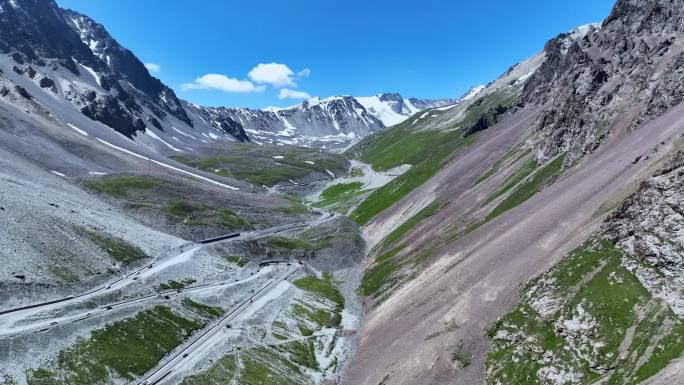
top-left (342, 102), bottom-right (684, 385)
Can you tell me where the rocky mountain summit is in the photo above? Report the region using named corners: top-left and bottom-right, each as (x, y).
top-left (523, 0), bottom-right (684, 166)
top-left (0, 0), bottom-right (458, 153)
top-left (193, 96), bottom-right (385, 149)
top-left (0, 0), bottom-right (192, 139)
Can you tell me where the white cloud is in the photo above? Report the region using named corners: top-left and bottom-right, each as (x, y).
top-left (298, 68), bottom-right (311, 77)
top-left (144, 63), bottom-right (160, 73)
top-left (181, 74), bottom-right (265, 93)
top-left (278, 88), bottom-right (312, 100)
top-left (248, 63), bottom-right (297, 87)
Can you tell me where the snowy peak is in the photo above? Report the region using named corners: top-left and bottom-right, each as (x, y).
top-left (192, 96), bottom-right (384, 149)
top-left (456, 85), bottom-right (485, 104)
top-left (357, 94), bottom-right (416, 127)
top-left (357, 93), bottom-right (456, 127)
top-left (61, 8), bottom-right (191, 126)
top-left (405, 97), bottom-right (457, 111)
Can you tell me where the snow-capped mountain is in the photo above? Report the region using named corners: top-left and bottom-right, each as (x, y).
top-left (0, 0), bottom-right (257, 158)
top-left (406, 97), bottom-right (458, 111)
top-left (0, 0), bottom-right (464, 153)
top-left (357, 93), bottom-right (457, 126)
top-left (0, 0), bottom-right (199, 138)
top-left (184, 96), bottom-right (385, 149)
top-left (189, 93), bottom-right (464, 149)
top-left (455, 85), bottom-right (485, 104)
top-left (356, 93), bottom-right (420, 126)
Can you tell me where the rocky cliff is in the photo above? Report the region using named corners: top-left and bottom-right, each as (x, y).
top-left (523, 0), bottom-right (684, 166)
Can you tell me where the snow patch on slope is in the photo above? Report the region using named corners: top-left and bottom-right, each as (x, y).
top-left (356, 95), bottom-right (413, 126)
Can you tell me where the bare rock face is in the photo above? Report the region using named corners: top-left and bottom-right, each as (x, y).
top-left (603, 150), bottom-right (684, 313)
top-left (523, 0), bottom-right (684, 166)
top-left (603, 150), bottom-right (684, 270)
top-left (0, 0), bottom-right (194, 138)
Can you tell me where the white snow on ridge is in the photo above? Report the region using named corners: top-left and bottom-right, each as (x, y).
top-left (146, 130), bottom-right (182, 152)
top-left (75, 61), bottom-right (102, 86)
top-left (67, 123), bottom-right (88, 136)
top-left (404, 99), bottom-right (421, 115)
top-left (280, 119), bottom-right (297, 137)
top-left (356, 95), bottom-right (412, 127)
top-left (95, 138), bottom-right (239, 190)
top-left (456, 85), bottom-right (486, 104)
top-left (561, 22), bottom-right (601, 54)
top-left (172, 126), bottom-right (196, 140)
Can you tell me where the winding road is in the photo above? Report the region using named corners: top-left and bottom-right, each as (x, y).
top-left (0, 210), bottom-right (335, 337)
top-left (136, 265), bottom-right (301, 385)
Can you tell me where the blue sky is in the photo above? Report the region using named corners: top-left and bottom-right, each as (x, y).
top-left (56, 0), bottom-right (615, 109)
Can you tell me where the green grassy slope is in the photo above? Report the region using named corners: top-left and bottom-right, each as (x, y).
top-left (347, 90), bottom-right (518, 225)
top-left (486, 237), bottom-right (684, 385)
top-left (171, 144), bottom-right (347, 187)
top-left (27, 306), bottom-right (209, 385)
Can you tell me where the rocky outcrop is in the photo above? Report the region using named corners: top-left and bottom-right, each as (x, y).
top-left (0, 0), bottom-right (192, 139)
top-left (61, 9), bottom-right (192, 127)
top-left (523, 0), bottom-right (684, 166)
top-left (603, 150), bottom-right (684, 313)
top-left (407, 96), bottom-right (457, 110)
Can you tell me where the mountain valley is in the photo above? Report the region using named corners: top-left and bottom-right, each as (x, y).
top-left (1, 1), bottom-right (684, 385)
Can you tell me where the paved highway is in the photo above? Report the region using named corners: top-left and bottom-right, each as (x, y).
top-left (0, 210), bottom-right (334, 336)
top-left (135, 265), bottom-right (301, 385)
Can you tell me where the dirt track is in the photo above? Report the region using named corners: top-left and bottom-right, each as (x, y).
top-left (342, 103), bottom-right (684, 385)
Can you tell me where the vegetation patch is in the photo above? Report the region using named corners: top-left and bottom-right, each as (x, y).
top-left (348, 167), bottom-right (365, 177)
top-left (314, 182), bottom-right (367, 213)
top-left (485, 154), bottom-right (565, 221)
top-left (83, 175), bottom-right (159, 198)
top-left (160, 199), bottom-right (251, 229)
top-left (349, 132), bottom-right (477, 225)
top-left (216, 208), bottom-right (251, 228)
top-left (298, 324), bottom-right (314, 337)
top-left (292, 302), bottom-right (339, 328)
top-left (48, 265), bottom-right (79, 283)
top-left (264, 236), bottom-right (331, 251)
top-left (27, 306), bottom-right (202, 385)
top-left (78, 228), bottom-right (147, 265)
top-left (275, 340), bottom-right (319, 370)
top-left (346, 90), bottom-right (518, 225)
top-left (314, 186), bottom-right (369, 215)
top-left (181, 355), bottom-right (237, 385)
top-left (473, 146), bottom-right (530, 187)
top-left (293, 272), bottom-right (344, 311)
top-left (320, 182), bottom-right (363, 201)
top-left (378, 201), bottom-right (443, 249)
top-left (358, 248), bottom-right (404, 298)
top-left (172, 145), bottom-right (346, 187)
top-left (224, 255), bottom-right (247, 267)
top-left (278, 195), bottom-right (311, 215)
top-left (182, 298), bottom-right (223, 319)
top-left (181, 346), bottom-right (308, 385)
top-left (272, 332), bottom-right (288, 340)
top-left (485, 237), bottom-right (684, 385)
top-left (481, 157), bottom-right (538, 207)
top-left (159, 278), bottom-right (196, 291)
